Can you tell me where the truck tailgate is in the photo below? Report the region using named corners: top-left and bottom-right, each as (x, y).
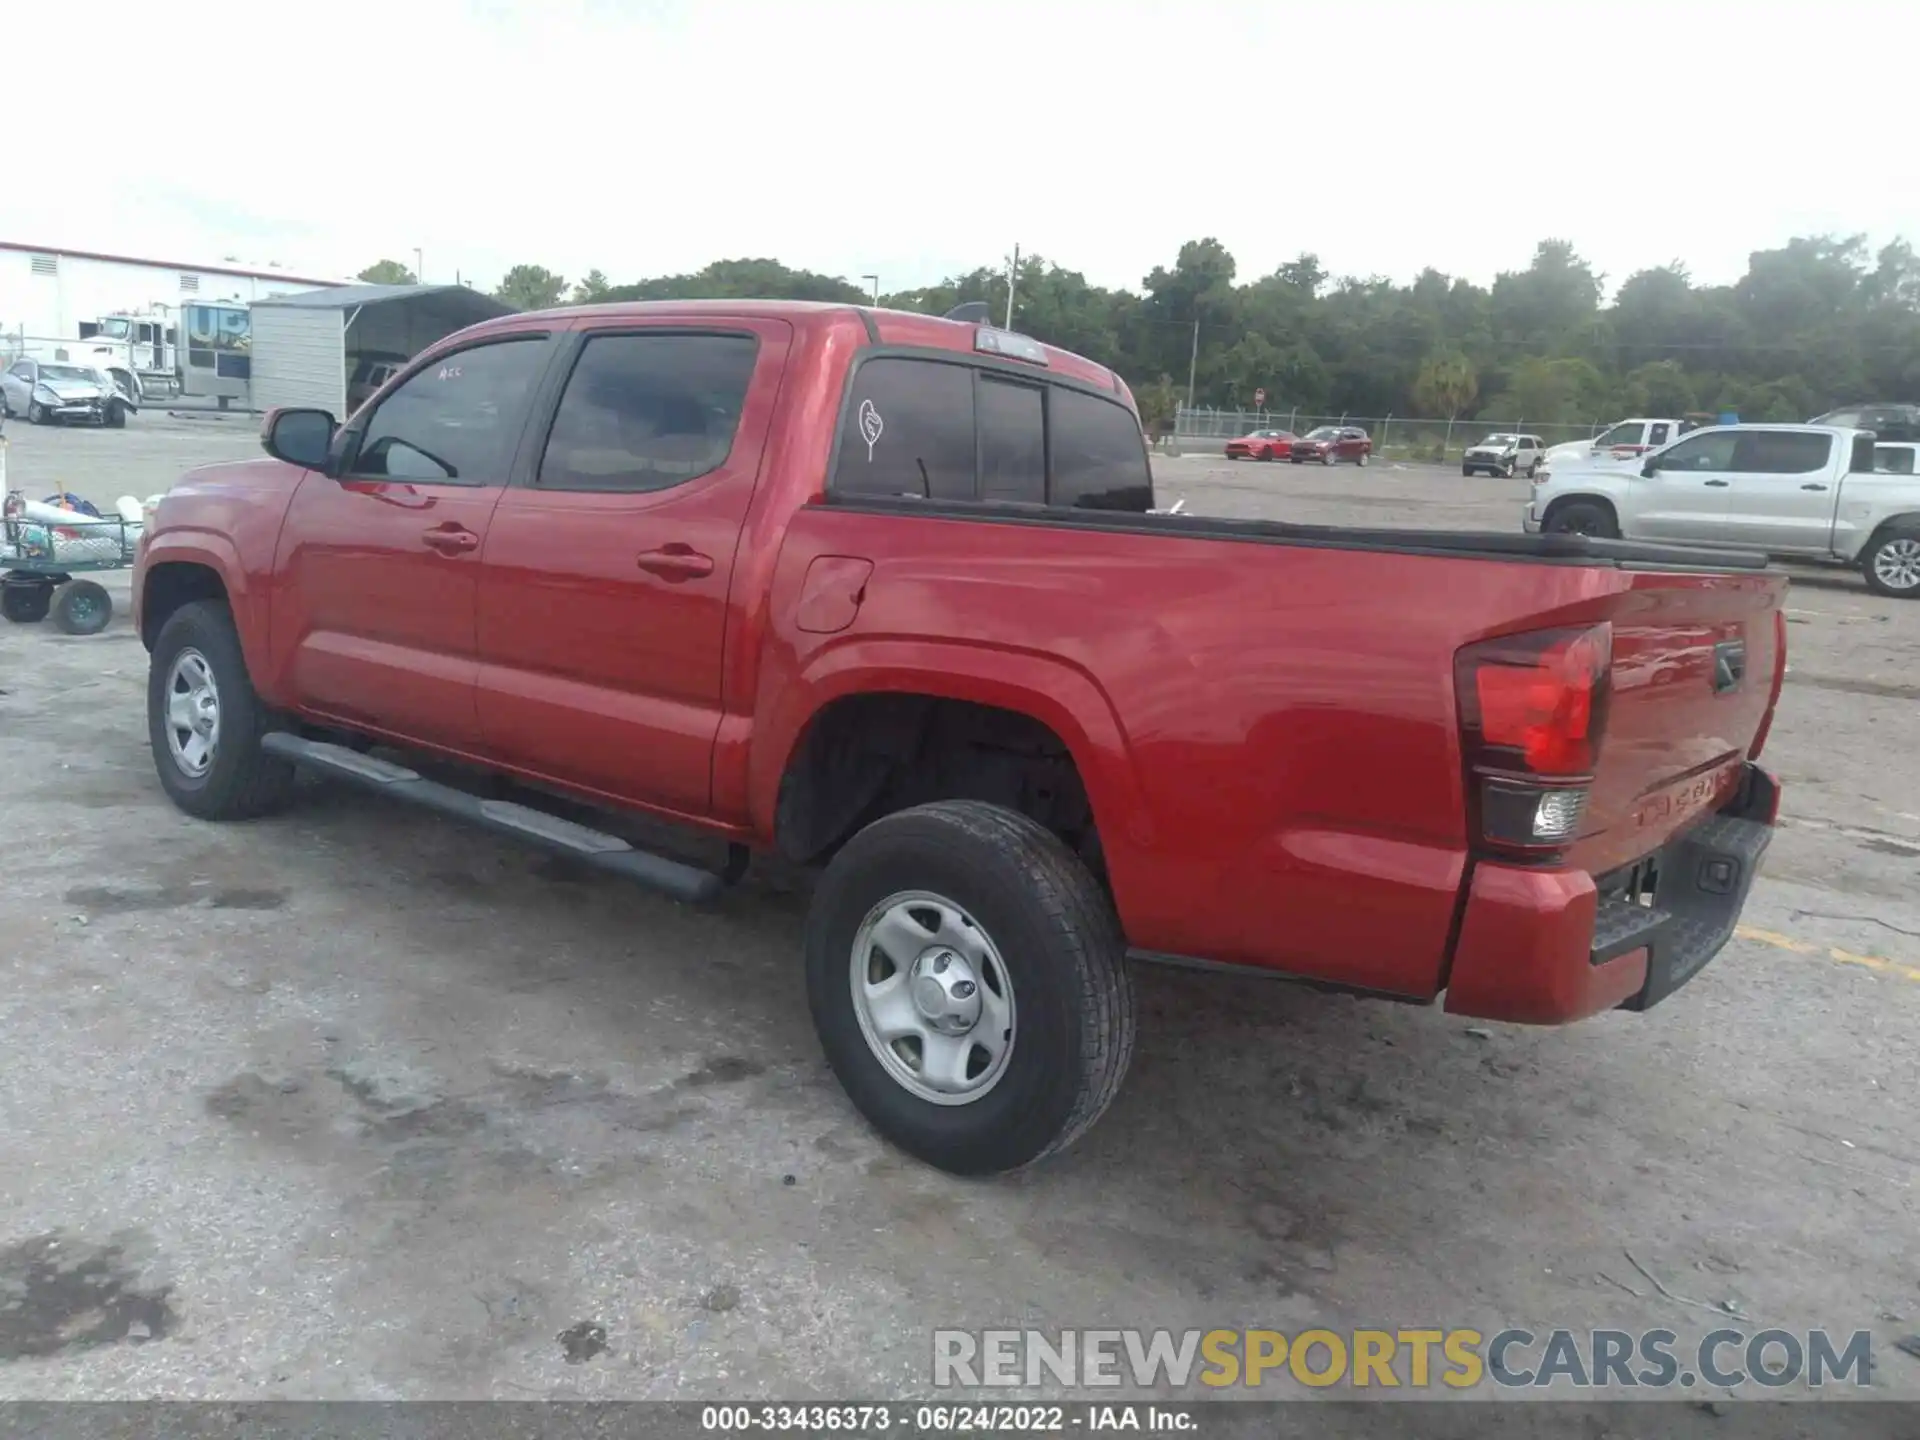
top-left (1568, 570), bottom-right (1785, 877)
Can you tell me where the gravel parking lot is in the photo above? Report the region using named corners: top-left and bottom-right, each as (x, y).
top-left (3, 415), bottom-right (1918, 1409)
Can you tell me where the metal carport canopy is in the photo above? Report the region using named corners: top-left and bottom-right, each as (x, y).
top-left (248, 283), bottom-right (515, 417)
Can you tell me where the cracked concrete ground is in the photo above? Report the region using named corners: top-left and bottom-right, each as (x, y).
top-left (1, 416), bottom-right (1916, 1410)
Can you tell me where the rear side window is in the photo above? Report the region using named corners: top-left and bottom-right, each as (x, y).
top-left (978, 376), bottom-right (1046, 504)
top-left (352, 337), bottom-right (548, 484)
top-left (1648, 423), bottom-right (1671, 445)
top-left (1049, 387), bottom-right (1154, 511)
top-left (833, 358), bottom-right (977, 501)
top-left (1733, 430), bottom-right (1831, 474)
top-left (538, 332), bottom-right (759, 492)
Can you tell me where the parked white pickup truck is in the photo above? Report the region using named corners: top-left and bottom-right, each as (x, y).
top-left (1542, 417), bottom-right (1697, 471)
top-left (1525, 423), bottom-right (1920, 597)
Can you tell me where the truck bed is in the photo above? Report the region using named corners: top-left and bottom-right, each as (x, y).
top-left (766, 496), bottom-right (1786, 1005)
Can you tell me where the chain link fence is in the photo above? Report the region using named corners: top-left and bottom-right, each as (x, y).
top-left (1174, 407), bottom-right (1613, 462)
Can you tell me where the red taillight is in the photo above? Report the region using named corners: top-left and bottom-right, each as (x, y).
top-left (1456, 624), bottom-right (1613, 857)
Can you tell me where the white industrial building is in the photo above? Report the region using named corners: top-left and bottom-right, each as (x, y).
top-left (0, 240), bottom-right (344, 343)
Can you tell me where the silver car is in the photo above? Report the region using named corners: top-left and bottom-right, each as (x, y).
top-left (1462, 432), bottom-right (1544, 478)
top-left (0, 358), bottom-right (115, 426)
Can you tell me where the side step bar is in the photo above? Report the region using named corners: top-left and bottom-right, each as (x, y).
top-left (261, 733), bottom-right (727, 905)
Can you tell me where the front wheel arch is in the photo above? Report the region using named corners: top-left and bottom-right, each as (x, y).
top-left (1539, 494), bottom-right (1621, 537)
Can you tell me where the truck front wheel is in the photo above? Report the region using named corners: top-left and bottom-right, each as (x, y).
top-left (805, 800), bottom-right (1136, 1175)
top-left (147, 599), bottom-right (296, 819)
top-left (1544, 500), bottom-right (1619, 539)
top-left (1863, 529), bottom-right (1920, 598)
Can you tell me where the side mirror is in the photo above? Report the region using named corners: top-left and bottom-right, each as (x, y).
top-left (262, 407), bottom-right (336, 469)
top-left (1641, 459), bottom-right (1659, 479)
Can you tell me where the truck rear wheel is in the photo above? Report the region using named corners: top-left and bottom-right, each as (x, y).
top-left (1863, 529), bottom-right (1920, 598)
top-left (147, 600), bottom-right (296, 819)
top-left (805, 800), bottom-right (1135, 1175)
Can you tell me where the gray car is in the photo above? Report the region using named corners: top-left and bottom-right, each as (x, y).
top-left (0, 358), bottom-right (118, 426)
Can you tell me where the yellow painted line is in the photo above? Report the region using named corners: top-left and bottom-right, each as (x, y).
top-left (1735, 925), bottom-right (1920, 983)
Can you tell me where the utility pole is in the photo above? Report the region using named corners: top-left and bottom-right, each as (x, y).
top-left (1185, 318), bottom-right (1200, 410)
top-left (414, 248), bottom-right (424, 284)
top-left (1004, 243), bottom-right (1020, 329)
top-left (861, 274), bottom-right (880, 305)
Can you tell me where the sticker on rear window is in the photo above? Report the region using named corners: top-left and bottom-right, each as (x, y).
top-left (858, 398), bottom-right (884, 460)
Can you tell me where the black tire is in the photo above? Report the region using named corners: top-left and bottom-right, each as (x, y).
top-left (28, 401), bottom-right (48, 425)
top-left (1289, 456), bottom-right (1303, 465)
top-left (1226, 453), bottom-right (1241, 461)
top-left (1544, 500), bottom-right (1619, 539)
top-left (805, 800), bottom-right (1135, 1176)
top-left (147, 599), bottom-right (296, 819)
top-left (1526, 461), bottom-right (1541, 479)
top-left (1500, 460), bottom-right (1516, 478)
top-left (1321, 450), bottom-right (1337, 467)
top-left (49, 579), bottom-right (112, 635)
top-left (1, 581), bottom-right (53, 624)
top-left (1861, 527), bottom-right (1920, 599)
top-left (1260, 448), bottom-right (1275, 462)
top-left (1462, 464), bottom-right (1477, 476)
top-left (105, 401), bottom-right (128, 429)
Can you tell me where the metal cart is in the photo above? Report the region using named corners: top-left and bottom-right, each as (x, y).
top-left (1, 434), bottom-right (129, 637)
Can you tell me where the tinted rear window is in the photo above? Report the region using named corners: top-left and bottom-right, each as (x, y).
top-left (978, 376), bottom-right (1046, 504)
top-left (833, 358), bottom-right (976, 501)
top-left (1733, 430), bottom-right (1831, 474)
top-left (1049, 387), bottom-right (1153, 511)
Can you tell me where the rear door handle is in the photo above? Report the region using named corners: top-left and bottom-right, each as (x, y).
top-left (637, 544), bottom-right (715, 580)
top-left (1801, 483), bottom-right (1829, 491)
top-left (422, 525), bottom-right (479, 552)
top-left (1703, 480), bottom-right (1730, 488)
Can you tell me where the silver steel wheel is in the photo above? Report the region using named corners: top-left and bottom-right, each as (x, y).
top-left (1873, 537), bottom-right (1920, 592)
top-left (849, 889), bottom-right (1016, 1106)
top-left (163, 647), bottom-right (222, 778)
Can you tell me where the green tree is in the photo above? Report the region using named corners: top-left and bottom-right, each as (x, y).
top-left (493, 264), bottom-right (568, 311)
top-left (357, 259), bottom-right (417, 285)
top-left (570, 269), bottom-right (612, 305)
top-left (1411, 350), bottom-right (1479, 419)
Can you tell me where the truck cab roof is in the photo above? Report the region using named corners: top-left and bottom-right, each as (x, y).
top-left (476, 299), bottom-right (1132, 401)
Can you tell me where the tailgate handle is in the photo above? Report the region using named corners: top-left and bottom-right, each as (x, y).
top-left (1713, 639), bottom-right (1746, 694)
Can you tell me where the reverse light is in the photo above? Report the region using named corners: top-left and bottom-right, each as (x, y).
top-left (1456, 624), bottom-right (1613, 857)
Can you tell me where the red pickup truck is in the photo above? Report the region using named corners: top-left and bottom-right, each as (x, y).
top-left (133, 300), bottom-right (1786, 1175)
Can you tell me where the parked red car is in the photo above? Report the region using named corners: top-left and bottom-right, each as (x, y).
top-left (1290, 425), bottom-right (1372, 466)
top-left (134, 300), bottom-right (1784, 1176)
top-left (1225, 429), bottom-right (1296, 461)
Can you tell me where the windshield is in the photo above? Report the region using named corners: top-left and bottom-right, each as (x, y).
top-left (1595, 422), bottom-right (1642, 447)
top-left (98, 319), bottom-right (131, 339)
top-left (41, 365), bottom-right (96, 383)
top-left (1303, 427), bottom-right (1338, 440)
top-left (1480, 433), bottom-right (1519, 445)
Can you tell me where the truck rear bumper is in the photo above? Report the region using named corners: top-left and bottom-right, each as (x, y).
top-left (1443, 764), bottom-right (1778, 1024)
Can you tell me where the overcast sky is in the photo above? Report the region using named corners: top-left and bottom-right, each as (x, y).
top-left (11, 0), bottom-right (1917, 296)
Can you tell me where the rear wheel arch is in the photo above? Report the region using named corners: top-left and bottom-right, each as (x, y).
top-left (773, 691), bottom-right (1108, 876)
top-left (1859, 511), bottom-right (1920, 558)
